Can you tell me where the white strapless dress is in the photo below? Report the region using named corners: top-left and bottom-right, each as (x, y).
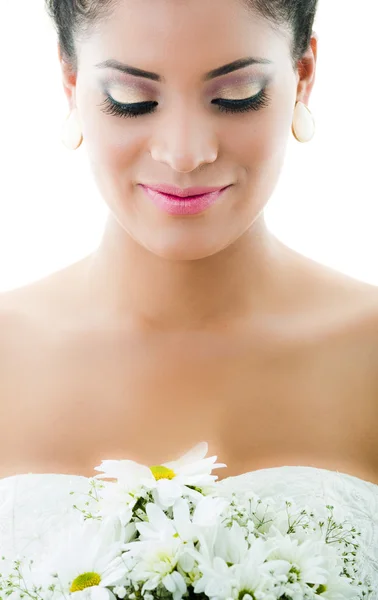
top-left (0, 466), bottom-right (377, 598)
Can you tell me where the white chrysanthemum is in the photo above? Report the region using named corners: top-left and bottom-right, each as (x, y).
top-left (135, 501), bottom-right (193, 545)
top-left (161, 570), bottom-right (187, 600)
top-left (213, 521), bottom-right (249, 565)
top-left (188, 517), bottom-right (250, 571)
top-left (193, 555), bottom-right (236, 600)
top-left (123, 537), bottom-right (187, 600)
top-left (316, 564), bottom-right (362, 599)
top-left (180, 495), bottom-right (230, 543)
top-left (232, 538), bottom-right (292, 599)
top-left (264, 527), bottom-right (329, 589)
top-left (28, 516), bottom-right (128, 600)
top-left (127, 496), bottom-right (229, 550)
top-left (137, 502), bottom-right (177, 540)
top-left (192, 530), bottom-right (287, 600)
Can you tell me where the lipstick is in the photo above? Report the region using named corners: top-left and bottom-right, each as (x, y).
top-left (139, 184), bottom-right (231, 216)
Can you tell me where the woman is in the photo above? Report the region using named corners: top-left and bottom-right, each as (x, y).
top-left (0, 0), bottom-right (378, 490)
top-left (0, 0), bottom-right (378, 595)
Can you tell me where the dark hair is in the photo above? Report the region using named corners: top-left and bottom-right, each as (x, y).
top-left (45, 0), bottom-right (319, 73)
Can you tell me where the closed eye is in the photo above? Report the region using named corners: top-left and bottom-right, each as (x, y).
top-left (98, 87), bottom-right (271, 119)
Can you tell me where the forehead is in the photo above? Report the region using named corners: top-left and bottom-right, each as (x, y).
top-left (78, 0), bottom-right (290, 75)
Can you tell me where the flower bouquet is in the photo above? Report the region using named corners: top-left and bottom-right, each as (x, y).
top-left (0, 443), bottom-right (372, 600)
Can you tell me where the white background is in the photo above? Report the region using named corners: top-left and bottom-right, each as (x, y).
top-left (0, 0), bottom-right (377, 291)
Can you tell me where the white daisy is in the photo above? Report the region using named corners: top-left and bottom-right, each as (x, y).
top-left (147, 442), bottom-right (226, 508)
top-left (29, 516), bottom-right (128, 600)
top-left (161, 442), bottom-right (226, 485)
top-left (93, 443), bottom-right (226, 510)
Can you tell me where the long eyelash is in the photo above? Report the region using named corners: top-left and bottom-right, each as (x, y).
top-left (99, 88), bottom-right (270, 119)
top-left (98, 97), bottom-right (158, 119)
top-left (213, 88), bottom-right (271, 113)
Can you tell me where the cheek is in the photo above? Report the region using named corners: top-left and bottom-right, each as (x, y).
top-left (224, 102), bottom-right (293, 169)
top-left (78, 92), bottom-right (146, 171)
top-left (85, 119), bottom-right (144, 171)
top-left (79, 109), bottom-right (147, 210)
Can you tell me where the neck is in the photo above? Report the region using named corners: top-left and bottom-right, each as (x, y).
top-left (84, 213), bottom-right (291, 331)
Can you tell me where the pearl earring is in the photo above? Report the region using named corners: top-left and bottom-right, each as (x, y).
top-left (292, 101), bottom-right (315, 143)
top-left (61, 108), bottom-right (83, 150)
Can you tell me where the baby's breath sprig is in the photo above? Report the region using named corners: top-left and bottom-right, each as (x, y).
top-left (222, 493), bottom-right (275, 536)
top-left (284, 500), bottom-right (314, 534)
top-left (69, 477), bottom-right (106, 521)
top-left (0, 558), bottom-right (45, 600)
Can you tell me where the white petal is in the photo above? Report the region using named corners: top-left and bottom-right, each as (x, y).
top-left (175, 457), bottom-right (225, 477)
top-left (194, 497), bottom-right (229, 526)
top-left (146, 503), bottom-right (171, 529)
top-left (90, 587), bottom-right (114, 600)
top-left (157, 480), bottom-right (183, 507)
top-left (173, 571), bottom-right (187, 593)
top-left (93, 460), bottom-right (154, 486)
top-left (173, 498), bottom-right (193, 540)
top-left (178, 551), bottom-right (195, 573)
top-left (164, 442), bottom-right (208, 469)
top-left (213, 556), bottom-right (230, 574)
top-left (162, 573), bottom-right (176, 593)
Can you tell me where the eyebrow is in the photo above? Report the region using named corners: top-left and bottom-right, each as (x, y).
top-left (95, 56), bottom-right (273, 82)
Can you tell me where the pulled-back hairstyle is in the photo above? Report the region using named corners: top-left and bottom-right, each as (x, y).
top-left (45, 0), bottom-right (319, 73)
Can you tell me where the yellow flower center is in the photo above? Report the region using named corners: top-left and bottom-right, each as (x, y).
top-left (150, 465), bottom-right (176, 480)
top-left (70, 572), bottom-right (101, 592)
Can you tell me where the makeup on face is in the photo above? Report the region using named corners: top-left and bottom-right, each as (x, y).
top-left (97, 56), bottom-right (274, 105)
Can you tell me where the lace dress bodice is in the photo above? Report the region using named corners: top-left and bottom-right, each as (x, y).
top-left (0, 466), bottom-right (377, 597)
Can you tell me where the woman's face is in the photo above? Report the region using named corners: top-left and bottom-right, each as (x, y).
top-left (68, 0), bottom-right (315, 260)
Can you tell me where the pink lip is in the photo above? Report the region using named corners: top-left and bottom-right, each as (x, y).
top-left (140, 184), bottom-right (228, 197)
top-left (140, 184), bottom-right (231, 216)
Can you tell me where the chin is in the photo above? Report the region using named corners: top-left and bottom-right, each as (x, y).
top-left (130, 227), bottom-right (232, 261)
top-left (143, 239), bottom-right (227, 262)
top-left (122, 210), bottom-right (246, 261)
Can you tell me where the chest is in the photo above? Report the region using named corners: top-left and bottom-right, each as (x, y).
top-left (1, 324), bottom-right (377, 480)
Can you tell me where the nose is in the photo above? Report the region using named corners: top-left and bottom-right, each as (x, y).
top-left (149, 104), bottom-right (218, 173)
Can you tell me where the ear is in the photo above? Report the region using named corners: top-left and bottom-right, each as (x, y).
top-left (295, 31), bottom-right (318, 106)
top-left (57, 43), bottom-right (78, 111)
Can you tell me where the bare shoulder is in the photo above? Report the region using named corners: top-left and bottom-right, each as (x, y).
top-left (285, 243), bottom-right (378, 326)
top-left (288, 246), bottom-right (378, 384)
top-left (0, 254), bottom-right (92, 374)
top-left (0, 254), bottom-right (92, 320)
